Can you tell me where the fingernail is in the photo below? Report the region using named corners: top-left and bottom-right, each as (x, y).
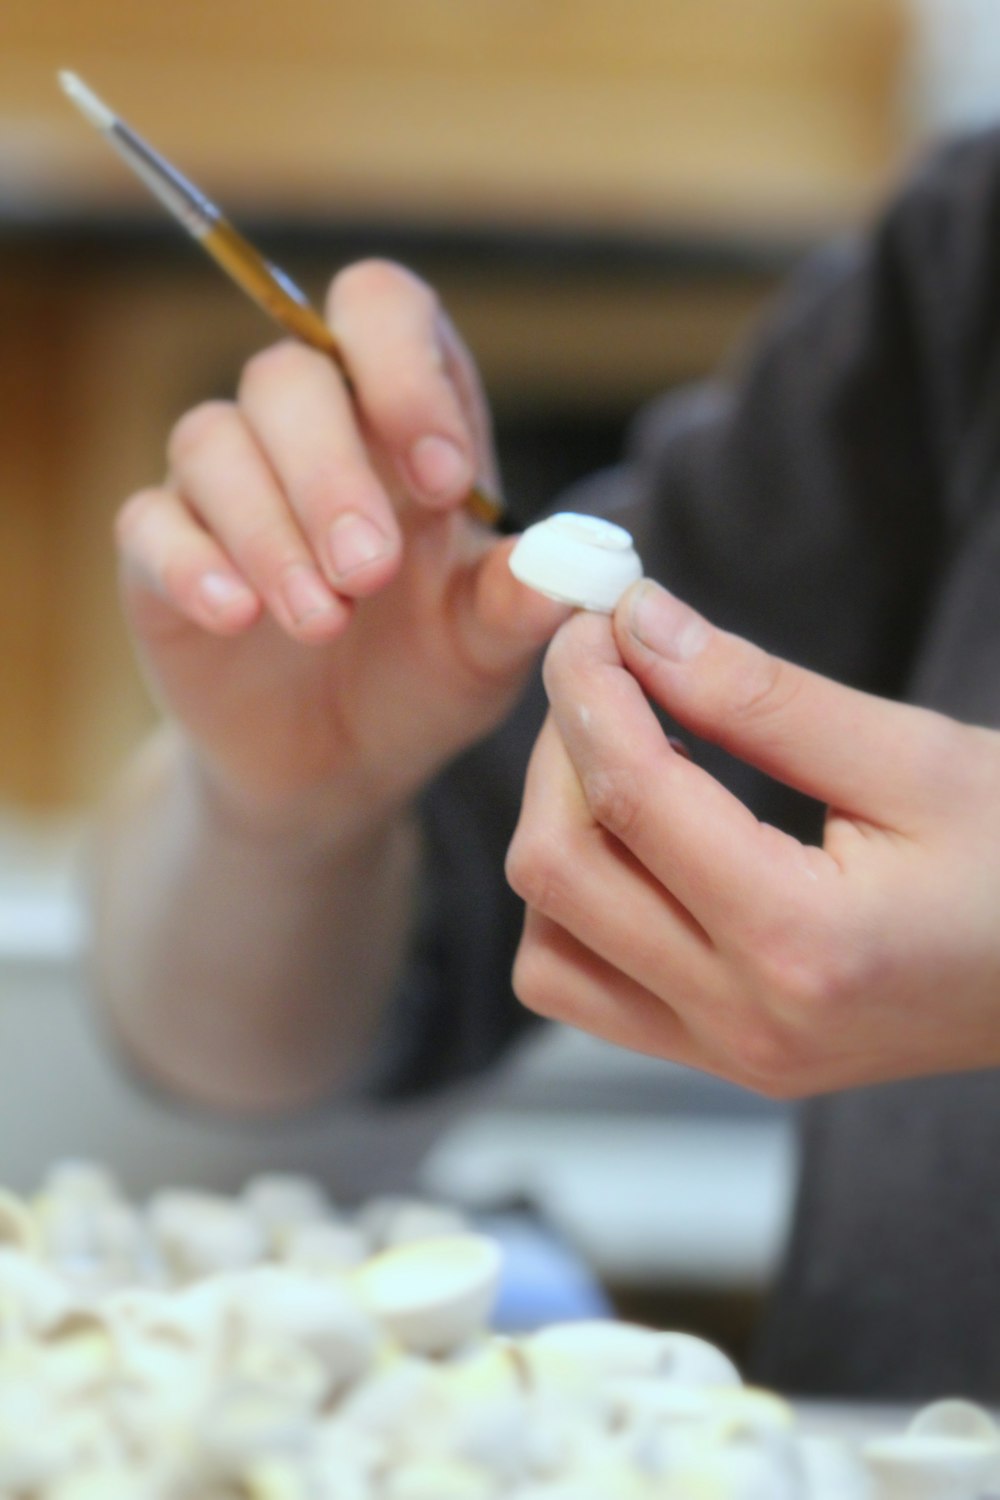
top-left (629, 580), bottom-right (710, 662)
top-left (200, 572), bottom-right (255, 615)
top-left (408, 434), bottom-right (470, 500)
top-left (281, 565), bottom-right (336, 625)
top-left (328, 511), bottom-right (391, 580)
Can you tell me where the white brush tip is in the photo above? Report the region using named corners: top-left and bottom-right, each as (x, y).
top-left (58, 71), bottom-right (116, 132)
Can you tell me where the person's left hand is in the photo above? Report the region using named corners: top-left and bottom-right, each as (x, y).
top-left (505, 579), bottom-right (1000, 1096)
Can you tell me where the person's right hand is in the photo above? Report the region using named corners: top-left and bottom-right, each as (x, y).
top-left (114, 261), bottom-right (567, 838)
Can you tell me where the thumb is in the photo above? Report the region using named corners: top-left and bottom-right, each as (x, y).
top-left (460, 536), bottom-right (573, 678)
top-left (615, 578), bottom-right (943, 826)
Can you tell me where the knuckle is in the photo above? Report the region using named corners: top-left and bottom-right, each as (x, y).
top-left (960, 725), bottom-right (1000, 810)
top-left (744, 1068), bottom-right (806, 1104)
top-left (581, 766), bottom-right (643, 842)
top-left (290, 462), bottom-right (341, 519)
top-left (238, 340), bottom-right (313, 402)
top-left (910, 711), bottom-right (980, 801)
top-left (158, 552), bottom-right (202, 608)
top-left (732, 914), bottom-right (878, 1089)
top-left (504, 830), bottom-right (565, 917)
top-left (232, 514), bottom-right (302, 580)
top-left (540, 623), bottom-right (581, 697)
top-left (113, 488), bottom-right (160, 549)
top-left (725, 1014), bottom-right (806, 1096)
top-left (293, 461), bottom-right (381, 524)
top-left (510, 942), bottom-right (571, 1024)
top-left (167, 401), bottom-right (235, 469)
top-left (750, 920), bottom-right (857, 1017)
top-left (331, 258), bottom-right (437, 318)
top-left (729, 647), bottom-right (805, 730)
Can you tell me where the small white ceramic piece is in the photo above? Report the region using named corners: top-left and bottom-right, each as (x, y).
top-left (0, 1249), bottom-right (77, 1334)
top-left (45, 1468), bottom-right (155, 1500)
top-left (0, 1190), bottom-right (40, 1257)
top-left (42, 1162), bottom-right (119, 1204)
top-left (240, 1456), bottom-right (315, 1500)
top-left (225, 1266), bottom-right (378, 1393)
top-left (355, 1234), bottom-right (503, 1356)
top-left (796, 1436), bottom-right (875, 1500)
top-left (406, 1344), bottom-right (528, 1480)
top-left (906, 1398), bottom-right (999, 1443)
top-left (862, 1432), bottom-right (1000, 1499)
top-left (0, 1381), bottom-right (72, 1490)
top-left (382, 1203), bottom-right (470, 1249)
top-left (381, 1457), bottom-right (496, 1500)
top-left (524, 1320), bottom-right (667, 1382)
top-left (525, 1320), bottom-right (740, 1388)
top-left (508, 512), bottom-right (643, 613)
top-left (610, 1381), bottom-right (792, 1441)
top-left (335, 1355), bottom-right (439, 1439)
top-left (280, 1221), bottom-right (369, 1272)
top-left (241, 1174), bottom-right (333, 1249)
top-left (356, 1196), bottom-right (468, 1253)
top-left (36, 1321), bottom-right (116, 1406)
top-left (19, 1160), bottom-right (1000, 1499)
top-left (200, 1383), bottom-right (314, 1466)
top-left (147, 1190), bottom-right (267, 1281)
top-left (655, 1330), bottom-right (744, 1389)
top-left (506, 1463), bottom-right (649, 1500)
top-left (665, 1428), bottom-right (805, 1500)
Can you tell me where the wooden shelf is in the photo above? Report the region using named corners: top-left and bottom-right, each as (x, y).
top-left (2, 0), bottom-right (908, 236)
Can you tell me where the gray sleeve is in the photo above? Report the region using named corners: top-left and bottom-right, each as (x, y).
top-left (366, 128), bottom-right (1000, 1104)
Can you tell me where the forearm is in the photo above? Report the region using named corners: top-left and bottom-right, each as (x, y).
top-left (89, 727), bottom-right (422, 1114)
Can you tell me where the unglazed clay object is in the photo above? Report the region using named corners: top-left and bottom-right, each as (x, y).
top-left (381, 1203), bottom-right (470, 1249)
top-left (241, 1174), bottom-right (333, 1248)
top-left (0, 1249), bottom-right (76, 1334)
top-left (0, 1190), bottom-right (40, 1257)
top-left (400, 1344), bottom-right (529, 1480)
top-left (906, 1398), bottom-right (999, 1443)
top-left (504, 1465), bottom-right (652, 1500)
top-left (526, 1320), bottom-right (741, 1388)
top-left (356, 1195), bottom-right (466, 1253)
top-left (665, 1427), bottom-right (805, 1500)
top-left (280, 1220), bottom-right (369, 1271)
top-left (609, 1381), bottom-right (793, 1441)
top-left (508, 512), bottom-right (643, 613)
top-left (355, 1235), bottom-right (503, 1355)
top-left (655, 1330), bottom-right (744, 1388)
top-left (796, 1436), bottom-right (875, 1500)
top-left (334, 1355), bottom-right (440, 1438)
top-left (41, 1162), bottom-right (119, 1204)
top-left (381, 1457), bottom-right (498, 1500)
top-left (7, 1160), bottom-right (1000, 1500)
top-left (223, 1265), bottom-right (378, 1392)
top-left (147, 1190), bottom-right (266, 1281)
top-left (863, 1432), bottom-right (1000, 1499)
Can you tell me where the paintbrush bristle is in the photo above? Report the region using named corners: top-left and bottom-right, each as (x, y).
top-left (58, 71), bottom-right (116, 133)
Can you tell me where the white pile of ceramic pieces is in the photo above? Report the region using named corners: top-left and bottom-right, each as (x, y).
top-left (0, 1163), bottom-right (997, 1500)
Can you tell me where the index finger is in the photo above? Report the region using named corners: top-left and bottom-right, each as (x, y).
top-left (327, 260), bottom-right (484, 510)
top-left (542, 612), bottom-right (840, 943)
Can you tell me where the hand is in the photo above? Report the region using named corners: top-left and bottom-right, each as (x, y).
top-left (115, 260), bottom-right (566, 834)
top-left (506, 579), bottom-right (1000, 1096)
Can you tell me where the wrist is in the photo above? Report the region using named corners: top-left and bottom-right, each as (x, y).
top-left (167, 728), bottom-right (416, 869)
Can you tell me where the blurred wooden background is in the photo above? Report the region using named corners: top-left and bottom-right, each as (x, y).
top-left (0, 0), bottom-right (910, 807)
top-left (3, 0), bottom-right (905, 230)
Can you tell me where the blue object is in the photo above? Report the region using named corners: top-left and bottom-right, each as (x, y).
top-left (478, 1213), bottom-right (612, 1332)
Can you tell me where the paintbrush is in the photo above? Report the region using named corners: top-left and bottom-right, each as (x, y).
top-left (58, 70), bottom-right (505, 530)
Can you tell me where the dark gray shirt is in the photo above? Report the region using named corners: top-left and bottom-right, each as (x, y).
top-left (372, 129), bottom-right (1000, 1401)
